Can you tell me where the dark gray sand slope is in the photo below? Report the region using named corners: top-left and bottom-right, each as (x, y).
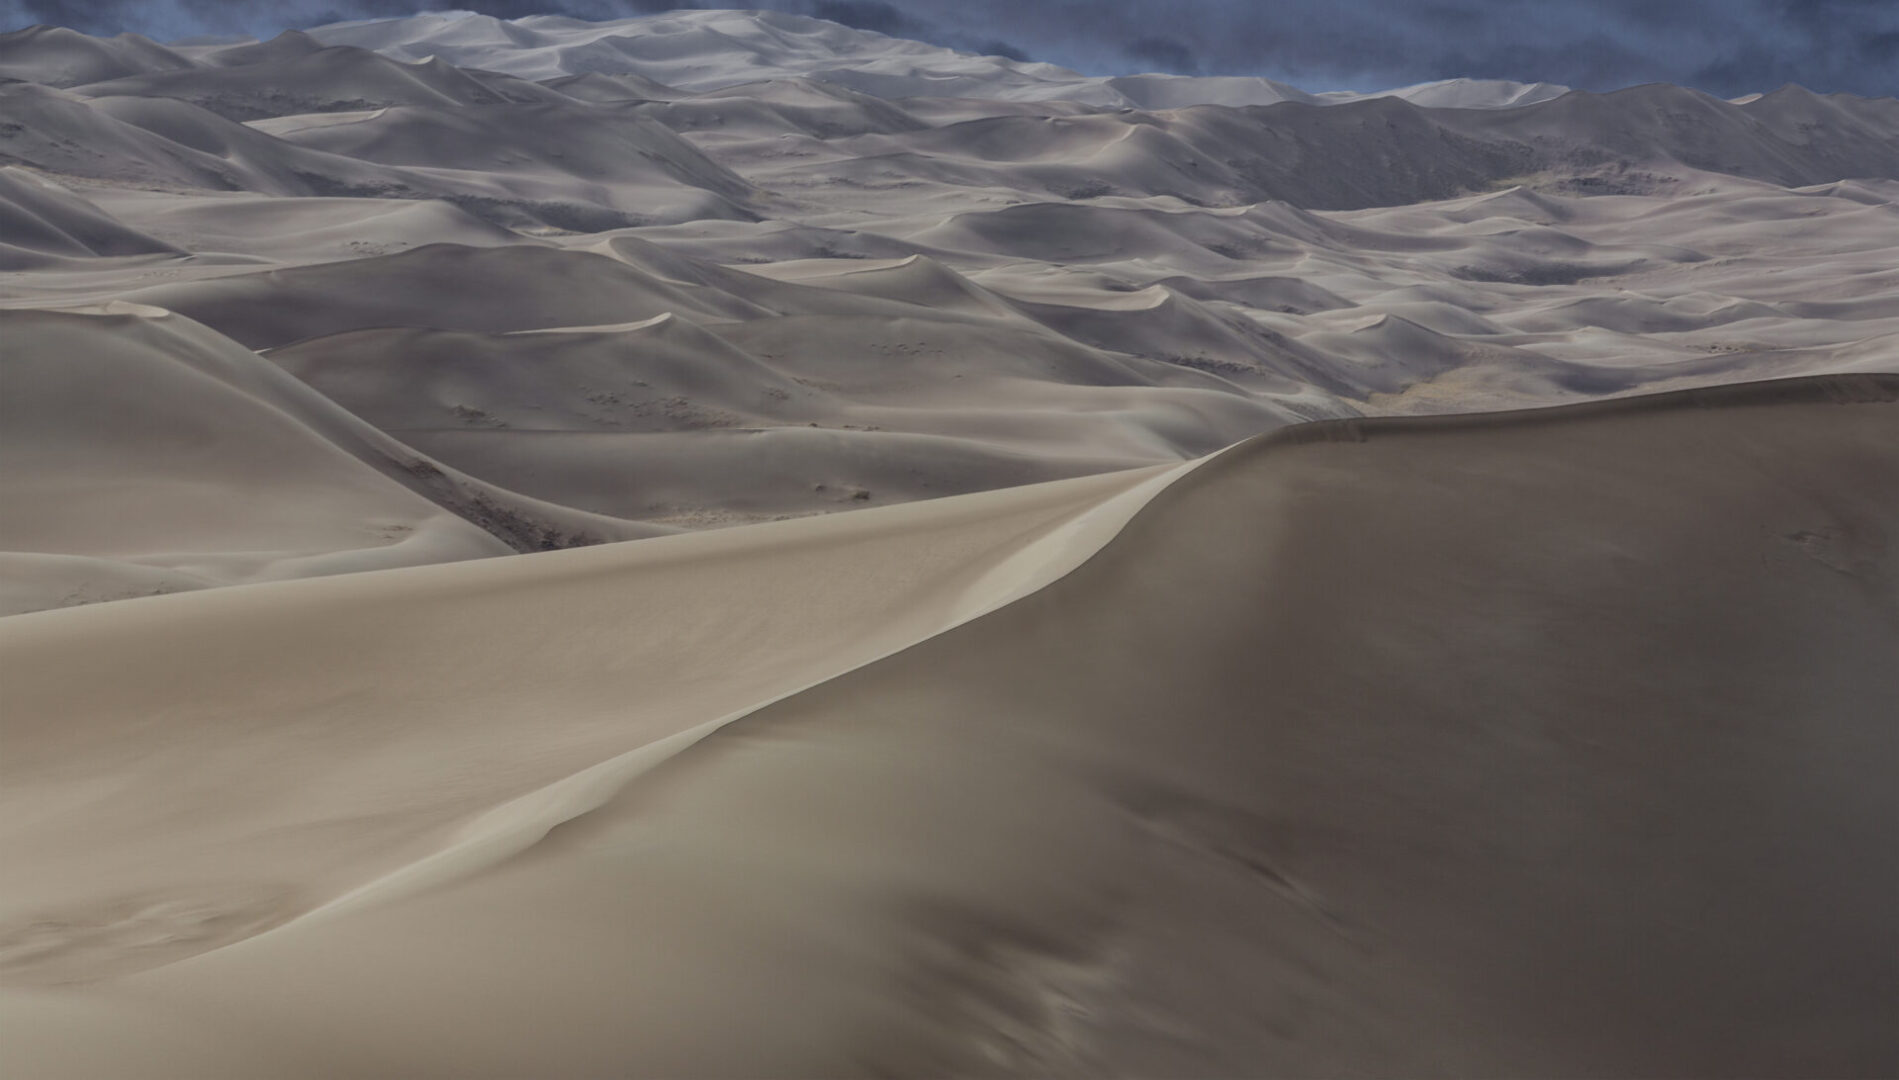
top-left (5, 374), bottom-right (1896, 1077)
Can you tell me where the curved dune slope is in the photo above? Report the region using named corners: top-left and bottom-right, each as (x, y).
top-left (4, 376), bottom-right (1897, 1076)
top-left (0, 455), bottom-right (1190, 979)
top-left (15, 16), bottom-right (1899, 619)
top-left (0, 168), bottom-right (179, 268)
top-left (0, 307), bottom-right (665, 615)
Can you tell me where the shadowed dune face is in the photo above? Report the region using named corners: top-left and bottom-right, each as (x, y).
top-left (488, 375), bottom-right (1899, 1077)
top-left (0, 306), bottom-right (664, 615)
top-left (955, 376), bottom-right (1899, 1074)
top-left (5, 377), bottom-right (1895, 1077)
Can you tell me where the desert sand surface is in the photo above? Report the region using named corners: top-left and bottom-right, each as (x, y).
top-left (5, 7), bottom-right (1899, 1077)
top-left (10, 15), bottom-right (1899, 609)
top-left (7, 376), bottom-right (1899, 1077)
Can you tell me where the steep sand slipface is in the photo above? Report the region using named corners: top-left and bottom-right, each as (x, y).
top-left (0, 458), bottom-right (1188, 983)
top-left (0, 306), bottom-right (669, 615)
top-left (4, 376), bottom-right (1897, 1076)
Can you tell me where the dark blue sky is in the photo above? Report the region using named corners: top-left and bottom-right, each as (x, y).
top-left (6, 0), bottom-right (1898, 97)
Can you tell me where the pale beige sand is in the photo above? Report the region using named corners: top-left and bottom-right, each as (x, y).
top-left (4, 375), bottom-right (1897, 1077)
top-left (7, 14), bottom-right (1899, 1075)
top-left (13, 25), bottom-right (1899, 613)
top-left (0, 305), bottom-right (667, 616)
top-left (0, 456), bottom-right (1189, 985)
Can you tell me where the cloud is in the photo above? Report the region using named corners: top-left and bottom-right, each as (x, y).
top-left (791, 1), bottom-right (1030, 62)
top-left (803, 0), bottom-right (925, 37)
top-left (1123, 35), bottom-right (1198, 76)
top-left (975, 38), bottom-right (1028, 62)
top-left (3, 0), bottom-right (1897, 96)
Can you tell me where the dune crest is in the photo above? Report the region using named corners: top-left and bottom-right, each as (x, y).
top-left (6, 376), bottom-right (1899, 1076)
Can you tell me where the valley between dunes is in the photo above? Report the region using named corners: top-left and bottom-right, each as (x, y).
top-left (5, 9), bottom-right (1899, 1077)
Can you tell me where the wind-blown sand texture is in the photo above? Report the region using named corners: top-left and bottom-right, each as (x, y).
top-left (4, 9), bottom-right (1899, 1077)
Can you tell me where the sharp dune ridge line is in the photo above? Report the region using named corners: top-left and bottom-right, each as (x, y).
top-left (0, 452), bottom-right (1191, 963)
top-left (4, 7), bottom-right (1899, 1077)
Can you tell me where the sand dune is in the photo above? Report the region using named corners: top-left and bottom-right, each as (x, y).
top-left (262, 299), bottom-right (1285, 522)
top-left (266, 102), bottom-right (752, 198)
top-left (10, 20), bottom-right (1899, 593)
top-left (296, 11), bottom-right (1569, 112)
top-left (0, 25), bottom-right (192, 87)
top-left (6, 376), bottom-right (1898, 1077)
top-left (72, 189), bottom-right (524, 263)
top-left (0, 457), bottom-right (1191, 987)
top-left (73, 40), bottom-right (527, 121)
top-left (0, 167), bottom-right (179, 268)
top-left (119, 243), bottom-right (762, 346)
top-left (0, 306), bottom-right (664, 615)
top-left (7, 9), bottom-right (1899, 1075)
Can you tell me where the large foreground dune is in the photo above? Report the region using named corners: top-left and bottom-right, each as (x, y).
top-left (5, 375), bottom-right (1898, 1076)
